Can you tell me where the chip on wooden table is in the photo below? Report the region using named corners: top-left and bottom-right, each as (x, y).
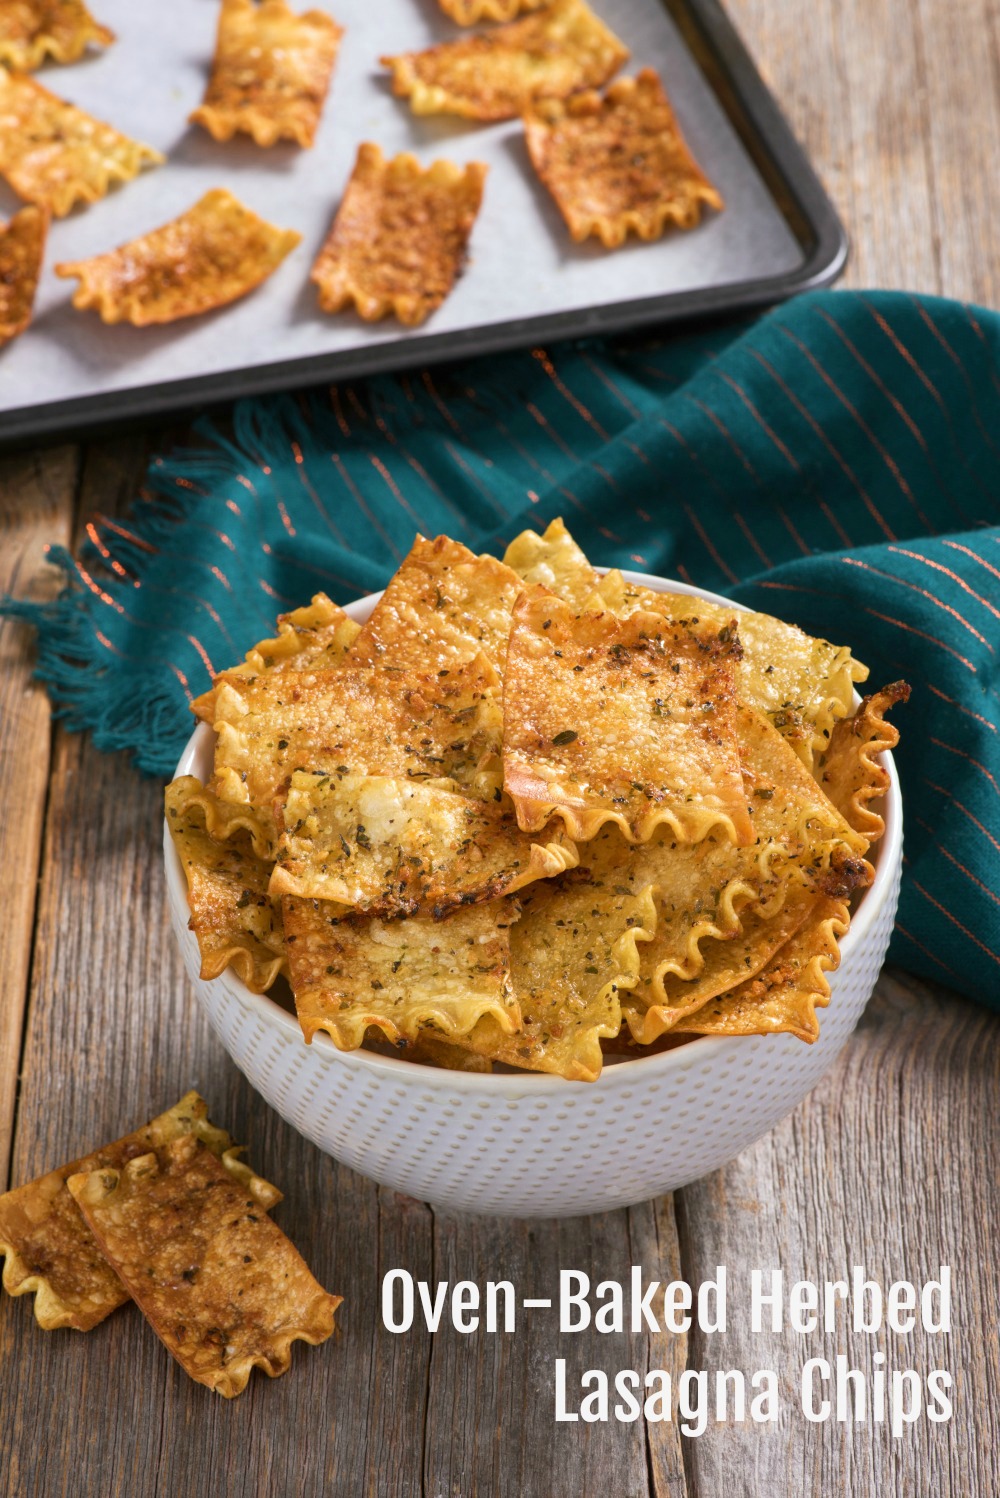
top-left (0, 0), bottom-right (113, 69)
top-left (210, 651), bottom-right (504, 836)
top-left (349, 534), bottom-right (527, 675)
top-left (670, 897), bottom-right (851, 1042)
top-left (819, 681), bottom-right (909, 841)
top-left (271, 770), bottom-right (578, 915)
top-left (0, 70), bottom-right (162, 217)
top-left (439, 0), bottom-right (546, 22)
top-left (503, 591), bottom-right (753, 845)
top-left (284, 895), bottom-right (521, 1050)
top-left (524, 68), bottom-right (723, 247)
top-left (68, 1134), bottom-right (339, 1397)
top-left (191, 593), bottom-right (360, 726)
top-left (56, 188), bottom-right (301, 325)
top-left (311, 144), bottom-right (487, 327)
top-left (190, 0), bottom-right (342, 149)
top-left (0, 1093), bottom-right (279, 1332)
top-left (381, 0), bottom-right (628, 122)
top-left (0, 205), bottom-right (46, 349)
top-left (593, 569), bottom-right (869, 768)
top-left (502, 517), bottom-right (599, 611)
top-left (166, 780), bottom-right (286, 990)
top-left (444, 853), bottom-right (657, 1081)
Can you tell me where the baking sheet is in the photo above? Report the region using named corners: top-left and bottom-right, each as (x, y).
top-left (0, 0), bottom-right (819, 439)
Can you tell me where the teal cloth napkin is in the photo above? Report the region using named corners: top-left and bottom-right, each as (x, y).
top-left (6, 289), bottom-right (999, 1008)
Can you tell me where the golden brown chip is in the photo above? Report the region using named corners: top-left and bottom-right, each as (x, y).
top-left (349, 534), bottom-right (528, 675)
top-left (284, 896), bottom-right (521, 1049)
top-left (191, 593), bottom-right (360, 726)
top-left (524, 68), bottom-right (722, 247)
top-left (190, 0), bottom-right (342, 149)
top-left (0, 205), bottom-right (46, 349)
top-left (440, 0), bottom-right (546, 19)
top-left (502, 517), bottom-right (599, 611)
top-left (670, 898), bottom-right (850, 1042)
top-left (55, 189), bottom-right (301, 325)
top-left (270, 770), bottom-right (577, 915)
top-left (503, 591), bottom-right (753, 845)
top-left (210, 652), bottom-right (504, 843)
top-left (593, 570), bottom-right (869, 768)
top-left (0, 71), bottom-right (162, 217)
top-left (402, 1034), bottom-right (493, 1072)
top-left (0, 1093), bottom-right (279, 1332)
top-left (165, 781), bottom-right (286, 991)
top-left (819, 682), bottom-right (909, 843)
top-left (381, 0), bottom-right (629, 122)
top-left (0, 0), bottom-right (114, 70)
top-left (444, 861), bottom-right (657, 1081)
top-left (68, 1135), bottom-right (339, 1397)
top-left (311, 144), bottom-right (487, 327)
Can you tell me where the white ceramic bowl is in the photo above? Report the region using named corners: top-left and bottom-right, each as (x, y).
top-left (165, 571), bottom-right (902, 1218)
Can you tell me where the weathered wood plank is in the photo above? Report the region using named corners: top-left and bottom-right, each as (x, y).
top-left (0, 446), bottom-right (77, 1185)
top-left (675, 972), bottom-right (1000, 1494)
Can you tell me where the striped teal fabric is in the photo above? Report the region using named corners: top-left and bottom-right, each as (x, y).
top-left (5, 289), bottom-right (999, 1007)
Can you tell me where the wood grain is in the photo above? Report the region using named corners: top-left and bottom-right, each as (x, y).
top-left (0, 446), bottom-right (76, 1185)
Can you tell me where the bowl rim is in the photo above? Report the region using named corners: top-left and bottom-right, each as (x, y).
top-left (165, 567), bottom-right (903, 1097)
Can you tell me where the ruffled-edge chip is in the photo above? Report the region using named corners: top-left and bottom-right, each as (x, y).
top-left (0, 1092), bottom-right (280, 1332)
top-left (56, 189), bottom-right (301, 325)
top-left (439, 0), bottom-right (546, 20)
top-left (283, 895), bottom-right (522, 1050)
top-left (191, 593), bottom-right (360, 726)
top-left (0, 0), bottom-right (114, 70)
top-left (271, 770), bottom-right (578, 916)
top-left (593, 569), bottom-right (869, 768)
top-left (311, 144), bottom-right (486, 327)
top-left (524, 68), bottom-right (722, 247)
top-left (0, 205), bottom-right (46, 349)
top-left (443, 859), bottom-right (657, 1081)
top-left (349, 533), bottom-right (528, 675)
top-left (502, 517), bottom-right (599, 611)
top-left (190, 0), bottom-right (342, 149)
top-left (819, 682), bottom-right (909, 842)
top-left (670, 897), bottom-right (850, 1043)
top-left (503, 591), bottom-right (753, 845)
top-left (0, 71), bottom-right (162, 217)
top-left (165, 780), bottom-right (286, 991)
top-left (68, 1134), bottom-right (340, 1397)
top-left (381, 0), bottom-right (629, 122)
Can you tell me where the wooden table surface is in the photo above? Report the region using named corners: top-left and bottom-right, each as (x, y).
top-left (2, 3), bottom-right (999, 1495)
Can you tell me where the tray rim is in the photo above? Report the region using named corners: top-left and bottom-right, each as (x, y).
top-left (0, 0), bottom-right (848, 449)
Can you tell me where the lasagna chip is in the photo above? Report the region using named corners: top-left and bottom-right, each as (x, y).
top-left (0, 205), bottom-right (46, 349)
top-left (0, 71), bottom-right (162, 217)
top-left (381, 0), bottom-right (628, 122)
top-left (55, 189), bottom-right (301, 325)
top-left (670, 898), bottom-right (850, 1042)
top-left (191, 593), bottom-right (360, 726)
top-left (165, 780), bottom-right (286, 991)
top-left (503, 592), bottom-right (753, 845)
top-left (0, 1093), bottom-right (279, 1333)
top-left (190, 0), bottom-right (342, 149)
top-left (524, 68), bottom-right (722, 247)
top-left (819, 681), bottom-right (909, 842)
top-left (593, 569), bottom-right (868, 768)
top-left (503, 517), bottom-right (599, 611)
top-left (445, 859), bottom-right (657, 1081)
top-left (271, 770), bottom-right (577, 915)
top-left (311, 144), bottom-right (486, 327)
top-left (349, 534), bottom-right (527, 675)
top-left (210, 652), bottom-right (504, 832)
top-left (283, 896), bottom-right (521, 1050)
top-left (68, 1135), bottom-right (339, 1397)
top-left (439, 0), bottom-right (546, 21)
top-left (0, 0), bottom-right (114, 70)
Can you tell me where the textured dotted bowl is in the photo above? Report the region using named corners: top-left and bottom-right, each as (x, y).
top-left (165, 571), bottom-right (902, 1219)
